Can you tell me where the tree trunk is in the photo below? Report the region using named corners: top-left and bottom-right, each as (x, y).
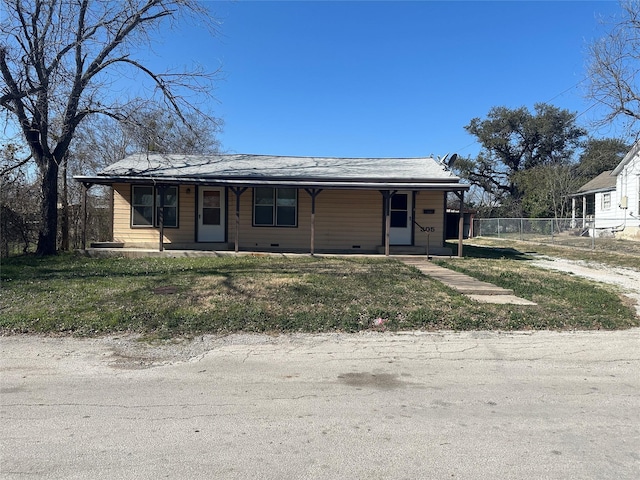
top-left (60, 159), bottom-right (69, 251)
top-left (36, 158), bottom-right (59, 256)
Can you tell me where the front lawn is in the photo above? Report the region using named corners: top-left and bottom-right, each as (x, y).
top-left (0, 252), bottom-right (637, 336)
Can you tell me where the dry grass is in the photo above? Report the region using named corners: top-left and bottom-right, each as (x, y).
top-left (1, 252), bottom-right (637, 335)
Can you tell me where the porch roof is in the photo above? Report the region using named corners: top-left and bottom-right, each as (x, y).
top-left (573, 170), bottom-right (616, 195)
top-left (74, 153), bottom-right (469, 191)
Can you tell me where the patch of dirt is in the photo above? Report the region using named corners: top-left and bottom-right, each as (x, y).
top-left (530, 256), bottom-right (640, 317)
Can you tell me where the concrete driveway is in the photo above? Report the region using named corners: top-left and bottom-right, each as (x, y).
top-left (1, 330), bottom-right (639, 479)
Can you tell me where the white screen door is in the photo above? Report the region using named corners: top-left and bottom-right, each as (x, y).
top-left (198, 188), bottom-right (225, 242)
top-left (389, 192), bottom-right (413, 245)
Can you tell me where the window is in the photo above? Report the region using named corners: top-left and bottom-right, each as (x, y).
top-left (253, 188), bottom-right (297, 226)
top-left (156, 186), bottom-right (178, 227)
top-left (202, 190), bottom-right (221, 226)
top-left (602, 192), bottom-right (611, 210)
top-left (390, 194), bottom-right (408, 228)
top-left (131, 185), bottom-right (178, 228)
top-left (132, 186), bottom-right (154, 226)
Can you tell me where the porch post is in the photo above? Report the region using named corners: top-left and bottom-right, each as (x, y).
top-left (304, 188), bottom-right (323, 255)
top-left (380, 190), bottom-right (397, 256)
top-left (571, 197), bottom-right (576, 228)
top-left (582, 195), bottom-right (587, 228)
top-left (229, 187), bottom-right (248, 253)
top-left (157, 185), bottom-right (166, 252)
top-left (81, 182), bottom-right (92, 250)
top-left (457, 190), bottom-right (464, 258)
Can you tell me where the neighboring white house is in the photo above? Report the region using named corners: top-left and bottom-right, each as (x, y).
top-left (572, 170), bottom-right (617, 234)
top-left (571, 141), bottom-right (640, 240)
top-left (612, 141), bottom-right (640, 240)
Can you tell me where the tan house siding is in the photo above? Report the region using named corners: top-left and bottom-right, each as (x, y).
top-left (113, 183), bottom-right (196, 247)
top-left (231, 189), bottom-right (311, 250)
top-left (229, 189), bottom-right (383, 252)
top-left (413, 190), bottom-right (446, 251)
top-left (112, 185), bottom-right (447, 251)
top-left (313, 190), bottom-right (381, 251)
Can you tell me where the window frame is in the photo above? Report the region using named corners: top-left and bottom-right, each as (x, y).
top-left (130, 185), bottom-right (179, 228)
top-left (252, 187), bottom-right (298, 227)
top-left (602, 192), bottom-right (612, 210)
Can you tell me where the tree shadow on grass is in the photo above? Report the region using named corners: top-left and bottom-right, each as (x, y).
top-left (445, 241), bottom-right (532, 260)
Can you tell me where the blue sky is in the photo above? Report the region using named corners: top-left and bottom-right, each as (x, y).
top-left (164, 1), bottom-right (624, 158)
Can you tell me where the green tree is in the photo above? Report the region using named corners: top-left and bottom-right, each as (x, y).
top-left (514, 164), bottom-right (577, 218)
top-left (0, 0), bottom-right (219, 255)
top-left (575, 137), bottom-right (629, 181)
top-left (457, 103), bottom-right (586, 216)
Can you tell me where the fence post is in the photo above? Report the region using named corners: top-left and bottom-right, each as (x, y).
top-left (520, 218), bottom-right (523, 241)
top-left (497, 218), bottom-right (500, 238)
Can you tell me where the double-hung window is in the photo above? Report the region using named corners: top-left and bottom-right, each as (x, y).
top-left (602, 192), bottom-right (611, 210)
top-left (131, 185), bottom-right (178, 227)
top-left (253, 187), bottom-right (297, 227)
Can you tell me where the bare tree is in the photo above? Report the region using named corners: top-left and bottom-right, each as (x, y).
top-left (587, 0), bottom-right (640, 136)
top-left (1, 143), bottom-right (39, 256)
top-left (123, 107), bottom-right (221, 155)
top-left (0, 0), bottom-right (220, 255)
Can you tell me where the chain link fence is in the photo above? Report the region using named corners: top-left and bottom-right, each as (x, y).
top-left (472, 217), bottom-right (628, 249)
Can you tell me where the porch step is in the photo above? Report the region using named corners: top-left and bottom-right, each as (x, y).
top-left (377, 245), bottom-right (453, 256)
top-left (164, 243), bottom-right (233, 251)
top-left (90, 242), bottom-right (124, 248)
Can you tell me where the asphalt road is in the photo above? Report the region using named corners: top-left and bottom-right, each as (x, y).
top-left (1, 330), bottom-right (639, 479)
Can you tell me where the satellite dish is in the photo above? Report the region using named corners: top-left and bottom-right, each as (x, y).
top-left (439, 153), bottom-right (449, 165)
top-left (447, 153), bottom-right (458, 168)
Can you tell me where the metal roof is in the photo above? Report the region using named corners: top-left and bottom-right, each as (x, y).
top-left (575, 170), bottom-right (616, 195)
top-left (74, 153), bottom-right (469, 191)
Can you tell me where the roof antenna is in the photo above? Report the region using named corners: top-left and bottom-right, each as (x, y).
top-left (438, 153), bottom-right (458, 170)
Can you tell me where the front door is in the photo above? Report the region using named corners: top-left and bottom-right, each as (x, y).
top-left (198, 188), bottom-right (225, 242)
top-left (389, 192), bottom-right (413, 245)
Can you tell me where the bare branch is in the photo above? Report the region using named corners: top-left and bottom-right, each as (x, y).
top-left (586, 1), bottom-right (640, 136)
top-left (0, 152), bottom-right (32, 176)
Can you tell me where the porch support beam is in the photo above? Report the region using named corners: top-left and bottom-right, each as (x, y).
top-left (380, 190), bottom-right (398, 256)
top-left (229, 187), bottom-right (248, 253)
top-left (304, 188), bottom-right (323, 255)
top-left (157, 185), bottom-right (167, 252)
top-left (81, 182), bottom-right (94, 250)
top-left (453, 190), bottom-right (465, 258)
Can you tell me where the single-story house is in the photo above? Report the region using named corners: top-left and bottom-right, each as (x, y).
top-left (571, 170), bottom-right (617, 232)
top-left (570, 141), bottom-right (640, 240)
top-left (74, 153), bottom-right (470, 255)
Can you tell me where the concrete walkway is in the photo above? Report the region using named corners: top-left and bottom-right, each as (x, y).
top-left (399, 257), bottom-right (537, 305)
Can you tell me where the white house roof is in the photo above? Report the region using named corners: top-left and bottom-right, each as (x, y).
top-left (76, 153), bottom-right (469, 191)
